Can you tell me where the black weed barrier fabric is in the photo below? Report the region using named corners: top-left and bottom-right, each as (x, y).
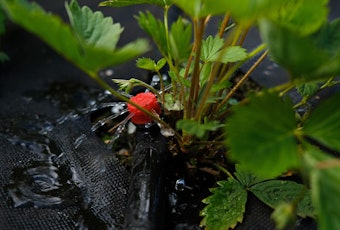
top-left (0, 117), bottom-right (130, 229)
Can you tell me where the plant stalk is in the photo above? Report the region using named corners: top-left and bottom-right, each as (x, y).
top-left (187, 18), bottom-right (205, 118)
top-left (215, 49), bottom-right (269, 113)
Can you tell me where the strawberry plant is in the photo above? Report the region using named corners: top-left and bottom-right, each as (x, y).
top-left (1, 0), bottom-right (340, 229)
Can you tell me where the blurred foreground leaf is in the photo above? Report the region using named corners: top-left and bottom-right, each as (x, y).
top-left (303, 143), bottom-right (340, 230)
top-left (225, 92), bottom-right (299, 177)
top-left (260, 19), bottom-right (340, 81)
top-left (1, 0), bottom-right (149, 76)
top-left (303, 93), bottom-right (340, 152)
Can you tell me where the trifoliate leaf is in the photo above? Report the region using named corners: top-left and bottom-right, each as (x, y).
top-left (303, 93), bottom-right (340, 152)
top-left (303, 143), bottom-right (340, 230)
top-left (176, 119), bottom-right (224, 139)
top-left (225, 92), bottom-right (299, 178)
top-left (200, 179), bottom-right (247, 230)
top-left (249, 180), bottom-right (315, 218)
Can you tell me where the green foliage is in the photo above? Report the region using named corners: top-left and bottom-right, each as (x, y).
top-left (136, 57), bottom-right (166, 72)
top-left (296, 82), bottom-right (320, 98)
top-left (201, 36), bottom-right (248, 63)
top-left (270, 0), bottom-right (328, 36)
top-left (249, 180), bottom-right (314, 218)
top-left (303, 143), bottom-right (340, 230)
top-left (176, 119), bottom-right (224, 139)
top-left (222, 0), bottom-right (287, 25)
top-left (66, 0), bottom-right (123, 50)
top-left (223, 0), bottom-right (328, 31)
top-left (169, 17), bottom-right (192, 63)
top-left (0, 0), bottom-right (149, 76)
top-left (174, 0), bottom-right (229, 18)
top-left (259, 18), bottom-right (340, 80)
top-left (200, 179), bottom-right (247, 230)
top-left (201, 166), bottom-right (314, 229)
top-left (226, 92), bottom-right (299, 178)
top-left (302, 93), bottom-right (340, 152)
top-left (135, 11), bottom-right (167, 57)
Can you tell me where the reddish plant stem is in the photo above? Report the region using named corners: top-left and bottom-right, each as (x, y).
top-left (187, 18), bottom-right (205, 118)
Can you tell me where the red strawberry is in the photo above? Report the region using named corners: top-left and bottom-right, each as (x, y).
top-left (127, 92), bottom-right (161, 125)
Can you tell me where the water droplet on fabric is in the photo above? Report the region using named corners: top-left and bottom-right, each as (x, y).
top-left (74, 134), bottom-right (87, 149)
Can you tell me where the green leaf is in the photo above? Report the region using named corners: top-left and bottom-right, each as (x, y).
top-left (303, 143), bottom-right (340, 230)
top-left (212, 46), bottom-right (248, 63)
top-left (200, 179), bottom-right (247, 229)
top-left (250, 180), bottom-right (315, 218)
top-left (303, 93), bottom-right (340, 152)
top-left (169, 17), bottom-right (192, 63)
top-left (314, 18), bottom-right (340, 55)
top-left (201, 36), bottom-right (224, 62)
top-left (136, 11), bottom-right (167, 56)
top-left (296, 82), bottom-right (320, 98)
top-left (174, 0), bottom-right (229, 18)
top-left (201, 36), bottom-right (247, 63)
top-left (66, 0), bottom-right (123, 50)
top-left (271, 0), bottom-right (328, 36)
top-left (99, 0), bottom-right (172, 7)
top-left (225, 92), bottom-right (299, 178)
top-left (112, 79), bottom-right (133, 92)
top-left (136, 57), bottom-right (166, 72)
top-left (176, 119), bottom-right (224, 139)
top-left (1, 0), bottom-right (149, 75)
top-left (222, 0), bottom-right (287, 25)
top-left (223, 0), bottom-right (328, 31)
top-left (259, 19), bottom-right (340, 81)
